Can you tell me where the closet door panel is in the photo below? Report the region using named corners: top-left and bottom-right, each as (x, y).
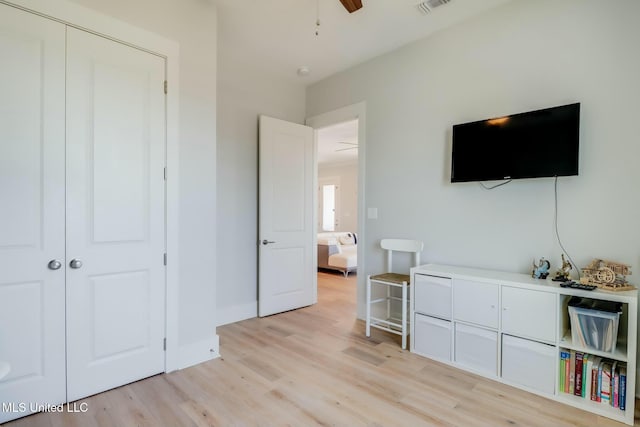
top-left (0, 4), bottom-right (66, 423)
top-left (65, 27), bottom-right (166, 402)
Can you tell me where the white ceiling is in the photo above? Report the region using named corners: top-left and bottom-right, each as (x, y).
top-left (317, 119), bottom-right (359, 166)
top-left (214, 0), bottom-right (511, 85)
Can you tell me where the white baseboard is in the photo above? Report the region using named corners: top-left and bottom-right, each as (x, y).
top-left (176, 335), bottom-right (220, 370)
top-left (217, 301), bottom-right (257, 326)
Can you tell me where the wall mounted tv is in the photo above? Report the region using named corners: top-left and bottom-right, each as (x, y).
top-left (451, 103), bottom-right (580, 183)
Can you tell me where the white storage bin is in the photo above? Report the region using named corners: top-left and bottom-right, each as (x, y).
top-left (414, 313), bottom-right (451, 361)
top-left (568, 306), bottom-right (620, 353)
top-left (453, 280), bottom-right (498, 329)
top-left (502, 286), bottom-right (556, 343)
top-left (414, 275), bottom-right (451, 320)
top-left (502, 335), bottom-right (556, 395)
top-left (455, 323), bottom-right (497, 375)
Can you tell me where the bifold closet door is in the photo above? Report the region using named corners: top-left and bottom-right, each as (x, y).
top-left (0, 5), bottom-right (66, 423)
top-left (65, 27), bottom-right (166, 401)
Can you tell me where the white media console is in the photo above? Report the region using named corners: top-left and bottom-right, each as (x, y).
top-left (410, 264), bottom-right (637, 425)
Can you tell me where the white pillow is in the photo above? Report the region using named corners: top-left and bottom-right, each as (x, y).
top-left (338, 234), bottom-right (355, 245)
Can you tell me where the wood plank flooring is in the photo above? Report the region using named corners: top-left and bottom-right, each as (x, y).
top-left (4, 271), bottom-right (639, 426)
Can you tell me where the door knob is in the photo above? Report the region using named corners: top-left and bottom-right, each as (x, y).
top-left (261, 240), bottom-right (276, 245)
top-left (70, 259), bottom-right (83, 269)
top-left (48, 260), bottom-right (62, 270)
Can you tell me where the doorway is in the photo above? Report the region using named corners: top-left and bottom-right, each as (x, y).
top-left (313, 116), bottom-right (361, 312)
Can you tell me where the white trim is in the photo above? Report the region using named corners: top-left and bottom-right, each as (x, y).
top-left (306, 102), bottom-right (367, 319)
top-left (177, 335), bottom-right (219, 370)
top-left (2, 0), bottom-right (183, 372)
top-left (217, 302), bottom-right (258, 326)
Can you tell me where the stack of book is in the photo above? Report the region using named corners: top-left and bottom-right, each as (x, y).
top-left (559, 350), bottom-right (626, 411)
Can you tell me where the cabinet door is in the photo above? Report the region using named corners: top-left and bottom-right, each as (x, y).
top-left (502, 287), bottom-right (556, 343)
top-left (0, 5), bottom-right (66, 423)
top-left (453, 279), bottom-right (499, 329)
top-left (65, 28), bottom-right (166, 402)
top-left (414, 314), bottom-right (451, 361)
top-left (502, 335), bottom-right (556, 394)
top-left (414, 274), bottom-right (452, 319)
top-left (455, 323), bottom-right (497, 376)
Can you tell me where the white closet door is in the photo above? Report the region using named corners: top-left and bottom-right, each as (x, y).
top-left (0, 4), bottom-right (66, 423)
top-left (65, 27), bottom-right (166, 401)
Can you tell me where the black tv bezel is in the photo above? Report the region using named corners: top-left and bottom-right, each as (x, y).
top-left (450, 103), bottom-right (580, 183)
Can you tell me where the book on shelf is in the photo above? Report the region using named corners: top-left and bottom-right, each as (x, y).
top-left (597, 359), bottom-right (604, 402)
top-left (589, 356), bottom-right (601, 402)
top-left (601, 362), bottom-right (612, 405)
top-left (582, 353), bottom-right (589, 399)
top-left (569, 349), bottom-right (576, 394)
top-left (564, 351), bottom-right (570, 393)
top-left (612, 362), bottom-right (619, 409)
top-left (558, 351), bottom-right (627, 411)
top-left (619, 366), bottom-right (627, 411)
top-left (574, 352), bottom-right (583, 396)
top-left (559, 351), bottom-right (567, 392)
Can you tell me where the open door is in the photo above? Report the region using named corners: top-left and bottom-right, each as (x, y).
top-left (258, 116), bottom-right (315, 317)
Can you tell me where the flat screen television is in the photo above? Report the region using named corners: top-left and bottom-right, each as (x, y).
top-left (451, 103), bottom-right (580, 182)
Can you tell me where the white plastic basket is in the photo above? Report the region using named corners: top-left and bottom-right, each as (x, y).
top-left (569, 306), bottom-right (620, 353)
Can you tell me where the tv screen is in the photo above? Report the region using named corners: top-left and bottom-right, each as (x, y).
top-left (451, 103), bottom-right (580, 182)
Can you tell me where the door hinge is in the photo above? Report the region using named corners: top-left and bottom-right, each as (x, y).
top-left (164, 167), bottom-right (167, 181)
top-left (163, 338), bottom-right (167, 351)
top-left (164, 80), bottom-right (168, 94)
top-left (163, 253), bottom-right (167, 265)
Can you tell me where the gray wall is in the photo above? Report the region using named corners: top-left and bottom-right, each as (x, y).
top-left (216, 9), bottom-right (306, 325)
top-left (307, 0), bottom-right (640, 313)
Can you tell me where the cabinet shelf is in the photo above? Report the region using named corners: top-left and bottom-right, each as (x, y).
top-left (559, 332), bottom-right (628, 362)
top-left (556, 392), bottom-right (628, 423)
top-left (411, 264), bottom-right (637, 426)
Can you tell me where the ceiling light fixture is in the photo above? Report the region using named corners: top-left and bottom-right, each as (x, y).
top-left (297, 66), bottom-right (310, 77)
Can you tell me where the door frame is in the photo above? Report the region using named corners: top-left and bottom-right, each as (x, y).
top-left (306, 102), bottom-right (367, 319)
top-left (2, 0), bottom-right (182, 372)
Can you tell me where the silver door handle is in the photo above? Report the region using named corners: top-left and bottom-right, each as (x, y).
top-left (70, 259), bottom-right (83, 269)
top-left (261, 240), bottom-right (276, 245)
top-left (48, 260), bottom-right (62, 270)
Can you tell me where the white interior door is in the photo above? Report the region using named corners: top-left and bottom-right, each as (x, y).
top-left (0, 5), bottom-right (66, 423)
top-left (258, 116), bottom-right (315, 317)
top-left (65, 28), bottom-right (166, 401)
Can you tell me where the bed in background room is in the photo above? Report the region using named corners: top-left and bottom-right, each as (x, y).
top-left (317, 232), bottom-right (357, 276)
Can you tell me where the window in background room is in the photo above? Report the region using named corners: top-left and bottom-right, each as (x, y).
top-left (319, 178), bottom-right (340, 231)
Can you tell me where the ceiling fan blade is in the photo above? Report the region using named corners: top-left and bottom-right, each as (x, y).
top-left (339, 0), bottom-right (363, 13)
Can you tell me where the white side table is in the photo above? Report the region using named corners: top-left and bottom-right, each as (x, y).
top-left (0, 361), bottom-right (10, 380)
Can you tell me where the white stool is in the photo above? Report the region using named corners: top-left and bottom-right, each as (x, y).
top-left (366, 238), bottom-right (423, 349)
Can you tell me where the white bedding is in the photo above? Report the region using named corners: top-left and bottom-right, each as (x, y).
top-left (328, 244), bottom-right (357, 270)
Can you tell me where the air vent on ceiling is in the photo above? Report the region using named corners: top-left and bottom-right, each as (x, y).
top-left (417, 0), bottom-right (451, 15)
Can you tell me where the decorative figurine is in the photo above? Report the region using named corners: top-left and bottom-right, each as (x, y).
top-left (552, 254), bottom-right (572, 281)
top-left (532, 258), bottom-right (551, 279)
top-left (580, 259), bottom-right (636, 291)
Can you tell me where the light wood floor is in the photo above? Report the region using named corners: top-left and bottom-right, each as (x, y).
top-left (5, 271), bottom-right (640, 426)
